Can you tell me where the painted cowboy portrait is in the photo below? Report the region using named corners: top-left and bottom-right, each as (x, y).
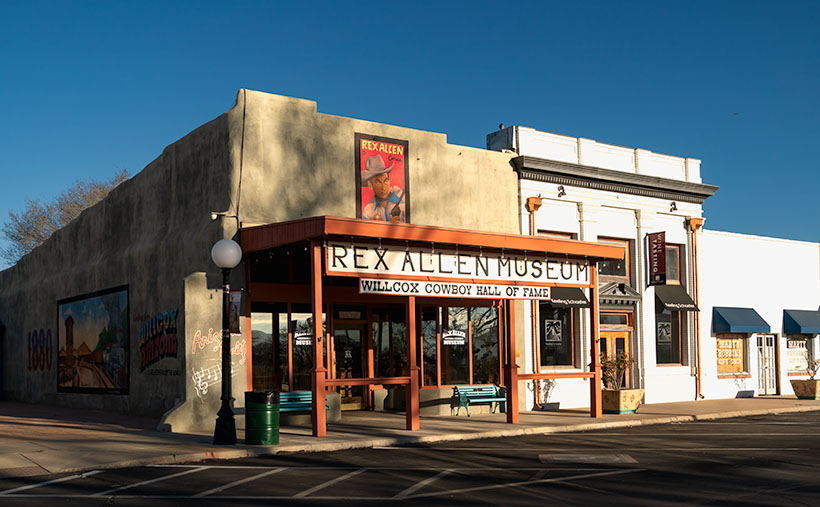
top-left (361, 154), bottom-right (407, 222)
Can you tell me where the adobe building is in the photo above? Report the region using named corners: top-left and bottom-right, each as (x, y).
top-left (0, 90), bottom-right (621, 436)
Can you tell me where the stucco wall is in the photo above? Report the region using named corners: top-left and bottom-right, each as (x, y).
top-left (235, 89), bottom-right (519, 232)
top-left (0, 101), bottom-right (246, 425)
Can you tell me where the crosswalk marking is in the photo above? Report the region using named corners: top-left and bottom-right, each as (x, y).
top-left (394, 469), bottom-right (453, 498)
top-left (193, 467), bottom-right (285, 497)
top-left (292, 468), bottom-right (368, 498)
top-left (92, 466), bottom-right (208, 496)
top-left (0, 470), bottom-right (102, 496)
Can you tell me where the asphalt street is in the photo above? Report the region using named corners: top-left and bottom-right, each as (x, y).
top-left (1, 411), bottom-right (818, 506)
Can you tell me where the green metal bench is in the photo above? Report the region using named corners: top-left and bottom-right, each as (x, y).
top-left (280, 391), bottom-right (329, 414)
top-left (452, 385), bottom-right (506, 416)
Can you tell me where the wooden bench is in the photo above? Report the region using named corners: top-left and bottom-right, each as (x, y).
top-left (279, 391), bottom-right (329, 414)
top-left (452, 385), bottom-right (506, 416)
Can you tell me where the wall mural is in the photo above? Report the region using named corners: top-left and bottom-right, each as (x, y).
top-left (27, 328), bottom-right (54, 371)
top-left (57, 286), bottom-right (129, 394)
top-left (190, 327), bottom-right (247, 401)
top-left (355, 133), bottom-right (410, 223)
top-left (137, 308), bottom-right (179, 372)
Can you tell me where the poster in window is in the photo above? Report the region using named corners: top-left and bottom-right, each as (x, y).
top-left (656, 322), bottom-right (672, 343)
top-left (716, 337), bottom-right (744, 373)
top-left (57, 286), bottom-right (129, 394)
top-left (543, 319), bottom-right (563, 345)
top-left (787, 339), bottom-right (808, 372)
top-left (355, 133), bottom-right (409, 223)
top-left (229, 289), bottom-right (242, 334)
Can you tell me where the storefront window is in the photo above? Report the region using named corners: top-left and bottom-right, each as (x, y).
top-left (471, 307), bottom-right (500, 384)
top-left (665, 244), bottom-right (681, 284)
top-left (655, 302), bottom-right (681, 364)
top-left (441, 307), bottom-right (469, 385)
top-left (250, 303), bottom-right (289, 391)
top-left (251, 311), bottom-right (274, 391)
top-left (372, 306), bottom-right (407, 377)
top-left (787, 335), bottom-right (813, 373)
top-left (716, 334), bottom-right (746, 374)
top-left (539, 304), bottom-right (576, 367)
top-left (421, 307), bottom-right (438, 386)
top-left (290, 304), bottom-right (326, 391)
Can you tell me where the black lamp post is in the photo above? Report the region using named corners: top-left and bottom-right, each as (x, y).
top-left (211, 238), bottom-right (242, 445)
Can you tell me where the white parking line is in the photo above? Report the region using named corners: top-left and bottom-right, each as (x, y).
top-left (292, 468), bottom-right (368, 498)
top-left (0, 470), bottom-right (103, 495)
top-left (394, 469), bottom-right (453, 499)
top-left (93, 466), bottom-right (208, 496)
top-left (377, 446), bottom-right (804, 452)
top-left (407, 469), bottom-right (643, 499)
top-left (193, 467), bottom-right (285, 497)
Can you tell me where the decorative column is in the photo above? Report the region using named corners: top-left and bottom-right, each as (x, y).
top-left (589, 266), bottom-right (602, 418)
top-left (504, 299), bottom-right (520, 424)
top-left (310, 241), bottom-right (327, 437)
top-left (406, 296), bottom-right (420, 430)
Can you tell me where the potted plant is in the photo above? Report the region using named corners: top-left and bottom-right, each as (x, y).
top-left (790, 358), bottom-right (820, 400)
top-left (600, 352), bottom-right (644, 414)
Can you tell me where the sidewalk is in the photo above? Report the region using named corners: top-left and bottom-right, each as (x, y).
top-left (1, 397), bottom-right (818, 478)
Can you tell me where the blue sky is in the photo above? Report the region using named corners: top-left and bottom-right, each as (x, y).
top-left (1, 1), bottom-right (818, 267)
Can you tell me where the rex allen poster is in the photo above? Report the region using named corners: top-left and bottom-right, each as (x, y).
top-left (355, 133), bottom-right (410, 223)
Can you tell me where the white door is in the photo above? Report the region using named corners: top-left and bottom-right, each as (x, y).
top-left (757, 334), bottom-right (777, 395)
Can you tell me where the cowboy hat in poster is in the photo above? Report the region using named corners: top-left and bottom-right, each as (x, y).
top-left (355, 133), bottom-right (410, 223)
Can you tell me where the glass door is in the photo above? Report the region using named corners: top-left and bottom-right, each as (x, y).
top-left (600, 331), bottom-right (630, 388)
top-left (757, 334), bottom-right (777, 395)
top-left (334, 324), bottom-right (366, 409)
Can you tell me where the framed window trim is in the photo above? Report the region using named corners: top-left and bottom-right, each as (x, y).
top-left (665, 244), bottom-right (682, 285)
top-left (538, 304), bottom-right (580, 370)
top-left (597, 237), bottom-right (631, 283)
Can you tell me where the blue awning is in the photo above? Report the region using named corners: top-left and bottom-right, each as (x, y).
top-left (783, 309), bottom-right (820, 334)
top-left (713, 307), bottom-right (770, 334)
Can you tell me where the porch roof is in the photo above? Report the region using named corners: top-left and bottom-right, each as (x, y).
top-left (239, 216), bottom-right (624, 260)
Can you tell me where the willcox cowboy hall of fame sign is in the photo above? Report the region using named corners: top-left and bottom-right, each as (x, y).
top-left (326, 241), bottom-right (592, 300)
top-left (355, 133), bottom-right (410, 224)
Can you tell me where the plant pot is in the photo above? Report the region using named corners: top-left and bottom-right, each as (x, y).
top-left (790, 379), bottom-right (820, 400)
top-left (602, 388), bottom-right (644, 414)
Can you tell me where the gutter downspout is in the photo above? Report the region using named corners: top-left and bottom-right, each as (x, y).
top-left (525, 196), bottom-right (543, 409)
top-left (689, 217), bottom-right (705, 400)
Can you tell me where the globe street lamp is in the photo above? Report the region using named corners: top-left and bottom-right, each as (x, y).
top-left (211, 238), bottom-right (242, 445)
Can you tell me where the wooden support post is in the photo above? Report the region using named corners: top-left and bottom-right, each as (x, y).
top-left (406, 296), bottom-right (420, 430)
top-left (310, 241), bottom-right (327, 437)
top-left (504, 299), bottom-right (519, 424)
top-left (589, 267), bottom-right (602, 418)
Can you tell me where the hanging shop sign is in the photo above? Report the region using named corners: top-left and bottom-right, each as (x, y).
top-left (359, 278), bottom-right (552, 300)
top-left (328, 242), bottom-right (589, 285)
top-left (646, 231), bottom-right (667, 286)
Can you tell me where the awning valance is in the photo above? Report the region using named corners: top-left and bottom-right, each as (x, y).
top-left (547, 287), bottom-right (589, 308)
top-left (655, 285), bottom-right (698, 312)
top-left (783, 309), bottom-right (820, 335)
top-left (713, 307), bottom-right (770, 334)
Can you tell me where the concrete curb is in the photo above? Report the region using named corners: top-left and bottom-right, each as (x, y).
top-left (28, 404), bottom-right (820, 475)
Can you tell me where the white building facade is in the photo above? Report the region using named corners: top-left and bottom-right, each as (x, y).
top-left (488, 125), bottom-right (819, 410)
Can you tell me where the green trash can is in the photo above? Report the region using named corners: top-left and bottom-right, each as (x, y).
top-left (245, 391), bottom-right (279, 445)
